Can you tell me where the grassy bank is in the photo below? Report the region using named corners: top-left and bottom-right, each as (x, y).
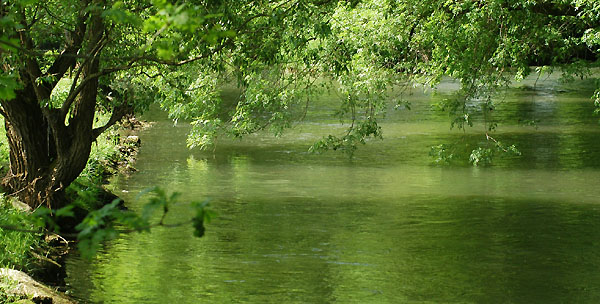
top-left (0, 200), bottom-right (43, 272)
top-left (0, 112), bottom-right (138, 278)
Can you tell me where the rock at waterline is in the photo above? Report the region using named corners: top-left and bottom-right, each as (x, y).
top-left (124, 135), bottom-right (141, 146)
top-left (0, 268), bottom-right (76, 304)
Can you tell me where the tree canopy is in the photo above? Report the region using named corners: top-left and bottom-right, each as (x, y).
top-left (1, 0), bottom-right (599, 208)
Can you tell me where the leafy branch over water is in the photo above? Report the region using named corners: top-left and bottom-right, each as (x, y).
top-left (1, 187), bottom-right (214, 260)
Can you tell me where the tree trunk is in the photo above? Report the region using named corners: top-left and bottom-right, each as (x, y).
top-left (1, 88), bottom-right (93, 210)
top-left (0, 1), bottom-right (106, 210)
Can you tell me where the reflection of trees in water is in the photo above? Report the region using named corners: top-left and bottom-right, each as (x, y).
top-left (381, 196), bottom-right (600, 302)
top-left (67, 77), bottom-right (600, 302)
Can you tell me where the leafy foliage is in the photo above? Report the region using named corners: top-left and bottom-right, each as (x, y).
top-left (1, 187), bottom-right (214, 261)
top-left (0, 0), bottom-right (599, 206)
top-left (429, 144), bottom-right (456, 165)
top-left (191, 200), bottom-right (212, 238)
top-left (469, 141), bottom-right (521, 167)
top-left (75, 187), bottom-right (213, 259)
top-left (310, 119), bottom-right (383, 156)
top-left (0, 199), bottom-right (43, 271)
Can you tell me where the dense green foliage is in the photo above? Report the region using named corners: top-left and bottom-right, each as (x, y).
top-left (0, 1), bottom-right (597, 301)
top-left (75, 187), bottom-right (213, 259)
top-left (130, 0), bottom-right (600, 160)
top-left (0, 0), bottom-right (598, 209)
top-left (0, 112), bottom-right (122, 269)
top-left (0, 0), bottom-right (599, 261)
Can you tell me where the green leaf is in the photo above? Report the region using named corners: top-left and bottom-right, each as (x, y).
top-left (157, 47), bottom-right (175, 60)
top-left (0, 75), bottom-right (20, 101)
top-left (191, 200), bottom-right (213, 238)
top-left (55, 205), bottom-right (75, 218)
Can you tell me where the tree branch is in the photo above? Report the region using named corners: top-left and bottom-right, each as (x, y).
top-left (92, 103), bottom-right (132, 140)
top-left (61, 32), bottom-right (110, 116)
top-left (43, 5), bottom-right (88, 91)
top-left (60, 63), bottom-right (147, 117)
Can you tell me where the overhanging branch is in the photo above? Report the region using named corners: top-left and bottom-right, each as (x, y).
top-left (92, 103), bottom-right (132, 140)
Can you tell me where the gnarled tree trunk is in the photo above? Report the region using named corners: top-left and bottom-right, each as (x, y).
top-left (0, 1), bottom-right (112, 210)
top-left (1, 77), bottom-right (96, 209)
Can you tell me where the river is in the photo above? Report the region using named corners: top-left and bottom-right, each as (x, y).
top-left (65, 75), bottom-right (600, 303)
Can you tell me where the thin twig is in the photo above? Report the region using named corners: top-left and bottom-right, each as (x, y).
top-left (485, 132), bottom-right (508, 152)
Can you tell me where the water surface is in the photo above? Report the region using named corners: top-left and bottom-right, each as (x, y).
top-left (66, 75), bottom-right (600, 303)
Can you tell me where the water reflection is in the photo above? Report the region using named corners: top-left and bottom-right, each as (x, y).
top-left (67, 192), bottom-right (600, 303)
top-left (66, 76), bottom-right (600, 303)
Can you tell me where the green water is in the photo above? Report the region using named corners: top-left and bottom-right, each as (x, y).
top-left (66, 76), bottom-right (600, 303)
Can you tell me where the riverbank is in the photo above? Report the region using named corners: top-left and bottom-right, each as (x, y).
top-left (0, 114), bottom-right (151, 303)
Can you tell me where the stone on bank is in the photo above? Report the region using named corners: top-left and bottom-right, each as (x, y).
top-left (0, 268), bottom-right (76, 304)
